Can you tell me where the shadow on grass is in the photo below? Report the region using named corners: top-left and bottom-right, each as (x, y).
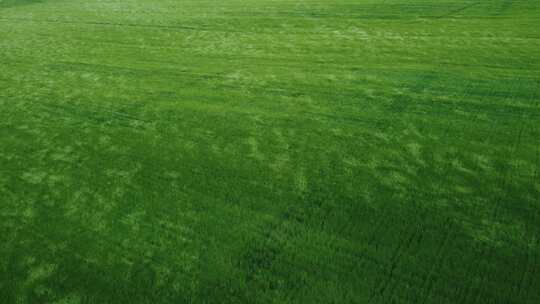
top-left (0, 0), bottom-right (43, 10)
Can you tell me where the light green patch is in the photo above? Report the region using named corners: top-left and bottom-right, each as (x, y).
top-left (26, 263), bottom-right (57, 285)
top-left (21, 170), bottom-right (48, 185)
top-left (247, 137), bottom-right (265, 161)
top-left (295, 169), bottom-right (308, 195)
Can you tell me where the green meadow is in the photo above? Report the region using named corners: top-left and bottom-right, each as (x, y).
top-left (1, 0), bottom-right (539, 303)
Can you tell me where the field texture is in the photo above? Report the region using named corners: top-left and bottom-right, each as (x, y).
top-left (1, 0), bottom-right (540, 303)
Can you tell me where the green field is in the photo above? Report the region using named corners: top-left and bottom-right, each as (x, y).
top-left (1, 0), bottom-right (539, 303)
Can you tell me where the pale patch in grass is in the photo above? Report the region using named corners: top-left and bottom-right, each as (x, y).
top-left (26, 263), bottom-right (57, 285)
top-left (247, 137), bottom-right (265, 161)
top-left (21, 170), bottom-right (48, 185)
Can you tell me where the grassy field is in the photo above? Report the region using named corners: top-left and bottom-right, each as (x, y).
top-left (1, 0), bottom-right (539, 303)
